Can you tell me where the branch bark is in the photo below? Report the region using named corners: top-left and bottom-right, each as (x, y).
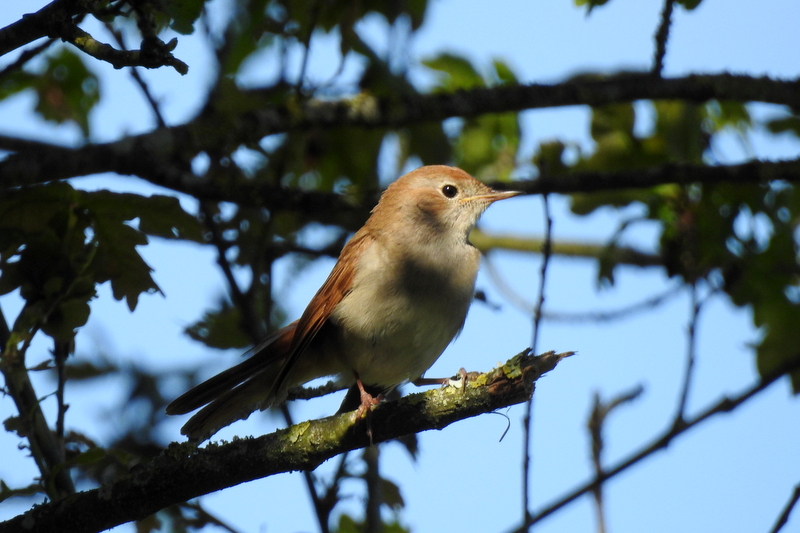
top-left (1, 73), bottom-right (798, 196)
top-left (0, 350), bottom-right (572, 533)
top-left (0, 0), bottom-right (84, 57)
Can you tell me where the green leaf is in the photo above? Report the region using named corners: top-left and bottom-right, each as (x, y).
top-left (705, 100), bottom-right (751, 134)
top-left (0, 70), bottom-right (37, 102)
top-left (40, 297), bottom-right (92, 341)
top-left (66, 360), bottom-right (119, 380)
top-left (455, 112), bottom-right (519, 180)
top-left (79, 191), bottom-right (204, 242)
top-left (380, 478), bottom-right (405, 510)
top-left (676, 0), bottom-right (703, 9)
top-left (92, 222), bottom-right (160, 311)
top-left (401, 123), bottom-right (452, 166)
top-left (185, 303), bottom-right (251, 349)
top-left (591, 103), bottom-right (635, 143)
top-left (532, 141), bottom-right (568, 176)
top-left (159, 0), bottom-right (206, 34)
top-left (334, 514), bottom-right (360, 533)
top-left (754, 298), bottom-right (800, 393)
top-left (34, 49), bottom-right (100, 137)
top-left (766, 115), bottom-right (800, 138)
top-left (423, 53), bottom-right (485, 91)
top-left (653, 100), bottom-right (706, 163)
top-left (492, 59), bottom-right (518, 85)
top-left (574, 0), bottom-right (611, 14)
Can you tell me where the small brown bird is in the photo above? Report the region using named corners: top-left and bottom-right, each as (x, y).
top-left (166, 165), bottom-right (521, 441)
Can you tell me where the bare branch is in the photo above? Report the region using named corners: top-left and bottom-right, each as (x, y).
top-left (542, 286), bottom-right (682, 323)
top-left (509, 355), bottom-right (800, 532)
top-left (769, 484), bottom-right (800, 533)
top-left (587, 386), bottom-right (645, 533)
top-left (652, 0), bottom-right (676, 75)
top-left (674, 284), bottom-right (709, 421)
top-left (523, 194), bottom-right (553, 523)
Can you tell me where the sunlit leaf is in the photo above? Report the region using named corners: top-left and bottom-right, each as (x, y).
top-left (423, 53), bottom-right (485, 91)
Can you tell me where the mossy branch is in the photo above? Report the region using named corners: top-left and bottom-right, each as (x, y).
top-left (0, 350), bottom-right (572, 533)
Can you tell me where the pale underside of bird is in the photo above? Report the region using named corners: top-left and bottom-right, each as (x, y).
top-left (166, 165), bottom-right (521, 441)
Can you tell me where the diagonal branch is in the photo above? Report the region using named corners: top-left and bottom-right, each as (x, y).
top-left (769, 484), bottom-right (800, 533)
top-left (0, 0), bottom-right (84, 57)
top-left (0, 350), bottom-right (572, 533)
top-left (509, 354), bottom-right (800, 532)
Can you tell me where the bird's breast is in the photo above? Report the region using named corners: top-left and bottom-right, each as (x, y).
top-left (329, 239), bottom-right (480, 387)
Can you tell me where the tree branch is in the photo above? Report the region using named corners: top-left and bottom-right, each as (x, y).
top-left (511, 158), bottom-right (800, 196)
top-left (509, 354), bottom-right (800, 532)
top-left (1, 73), bottom-right (798, 195)
top-left (470, 230), bottom-right (663, 268)
top-left (769, 483), bottom-right (800, 533)
top-left (0, 0), bottom-right (84, 57)
top-left (0, 350), bottom-right (572, 533)
top-left (652, 0), bottom-right (676, 75)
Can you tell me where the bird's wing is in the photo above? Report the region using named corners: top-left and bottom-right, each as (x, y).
top-left (268, 229), bottom-right (373, 395)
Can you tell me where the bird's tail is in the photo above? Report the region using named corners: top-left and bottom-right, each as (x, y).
top-left (166, 323), bottom-right (296, 442)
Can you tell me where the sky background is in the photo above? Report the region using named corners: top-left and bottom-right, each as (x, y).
top-left (1, 1), bottom-right (800, 532)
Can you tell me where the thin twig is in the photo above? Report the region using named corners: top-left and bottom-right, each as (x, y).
top-left (510, 355), bottom-right (800, 532)
top-left (769, 484), bottom-right (800, 533)
top-left (0, 39), bottom-right (56, 79)
top-left (53, 341), bottom-right (70, 444)
top-left (180, 501), bottom-right (242, 533)
top-left (652, 0), bottom-right (676, 75)
top-left (199, 203), bottom-right (263, 339)
top-left (105, 24), bottom-right (166, 128)
top-left (589, 392), bottom-right (607, 533)
top-left (294, 0), bottom-right (322, 93)
top-left (587, 386), bottom-right (644, 533)
top-left (286, 380), bottom-right (345, 401)
top-left (675, 283), bottom-right (703, 421)
top-left (543, 286), bottom-right (682, 323)
top-left (523, 194), bottom-right (553, 527)
top-left (485, 252), bottom-right (681, 321)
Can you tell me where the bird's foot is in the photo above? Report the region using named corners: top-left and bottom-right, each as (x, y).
top-left (413, 367), bottom-right (474, 391)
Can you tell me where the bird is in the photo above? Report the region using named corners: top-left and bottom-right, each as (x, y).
top-left (166, 165), bottom-right (522, 441)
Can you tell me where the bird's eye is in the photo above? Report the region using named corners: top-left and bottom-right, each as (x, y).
top-left (442, 184), bottom-right (458, 198)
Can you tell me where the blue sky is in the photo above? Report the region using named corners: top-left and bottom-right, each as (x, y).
top-left (1, 1), bottom-right (799, 532)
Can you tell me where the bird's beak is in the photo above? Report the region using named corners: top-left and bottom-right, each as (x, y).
top-left (460, 189), bottom-right (523, 204)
